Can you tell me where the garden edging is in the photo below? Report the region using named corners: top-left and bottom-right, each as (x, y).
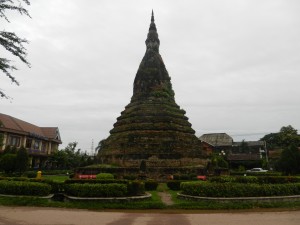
top-left (0, 194), bottom-right (54, 199)
top-left (64, 192), bottom-right (152, 202)
top-left (177, 193), bottom-right (300, 203)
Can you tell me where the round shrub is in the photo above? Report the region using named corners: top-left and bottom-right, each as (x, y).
top-left (25, 171), bottom-right (37, 178)
top-left (65, 183), bottom-right (127, 197)
top-left (144, 180), bottom-right (159, 191)
top-left (96, 173), bottom-right (114, 180)
top-left (0, 180), bottom-right (51, 196)
top-left (167, 180), bottom-right (182, 190)
top-left (127, 180), bottom-right (145, 196)
top-left (65, 179), bottom-right (127, 184)
top-left (208, 176), bottom-right (235, 183)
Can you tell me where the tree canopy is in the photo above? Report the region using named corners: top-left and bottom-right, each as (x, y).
top-left (0, 0), bottom-right (30, 98)
top-left (47, 142), bottom-right (94, 170)
top-left (260, 125), bottom-right (300, 149)
top-left (276, 144), bottom-right (300, 175)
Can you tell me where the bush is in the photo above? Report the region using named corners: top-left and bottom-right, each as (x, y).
top-left (39, 170), bottom-right (71, 175)
top-left (25, 171), bottom-right (37, 178)
top-left (209, 175), bottom-right (300, 184)
top-left (0, 154), bottom-right (16, 174)
top-left (123, 175), bottom-right (138, 180)
top-left (180, 181), bottom-right (300, 197)
top-left (230, 171), bottom-right (281, 176)
top-left (65, 183), bottom-right (127, 197)
top-left (96, 173), bottom-right (114, 180)
top-left (36, 179), bottom-right (64, 193)
top-left (64, 179), bottom-right (127, 185)
top-left (0, 180), bottom-right (51, 196)
top-left (167, 180), bottom-right (182, 190)
top-left (257, 176), bottom-right (300, 184)
top-left (209, 176), bottom-right (236, 183)
top-left (234, 176), bottom-right (259, 183)
top-left (144, 180), bottom-right (159, 191)
top-left (127, 180), bottom-right (145, 196)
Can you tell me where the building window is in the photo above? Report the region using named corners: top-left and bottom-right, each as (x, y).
top-left (33, 140), bottom-right (40, 150)
top-left (42, 142), bottom-right (47, 152)
top-left (8, 135), bottom-right (21, 147)
top-left (25, 138), bottom-right (32, 149)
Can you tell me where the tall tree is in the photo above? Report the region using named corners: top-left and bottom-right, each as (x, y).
top-left (260, 125), bottom-right (300, 149)
top-left (0, 153), bottom-right (16, 174)
top-left (48, 142), bottom-right (93, 169)
top-left (276, 144), bottom-right (300, 175)
top-left (278, 125), bottom-right (300, 147)
top-left (15, 146), bottom-right (29, 174)
top-left (0, 0), bottom-right (30, 98)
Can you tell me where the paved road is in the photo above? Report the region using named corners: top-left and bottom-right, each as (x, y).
top-left (0, 206), bottom-right (300, 225)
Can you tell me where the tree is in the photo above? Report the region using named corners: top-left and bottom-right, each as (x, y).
top-left (259, 133), bottom-right (281, 149)
top-left (278, 125), bottom-right (300, 147)
top-left (95, 139), bottom-right (106, 154)
top-left (239, 140), bottom-right (250, 153)
top-left (260, 125), bottom-right (300, 149)
top-left (0, 133), bottom-right (4, 148)
top-left (276, 144), bottom-right (300, 175)
top-left (3, 145), bottom-right (17, 154)
top-left (48, 142), bottom-right (94, 170)
top-left (15, 146), bottom-right (29, 174)
top-left (0, 153), bottom-right (16, 174)
top-left (0, 0), bottom-right (30, 98)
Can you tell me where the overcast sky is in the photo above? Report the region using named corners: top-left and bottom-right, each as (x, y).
top-left (1, 0), bottom-right (300, 153)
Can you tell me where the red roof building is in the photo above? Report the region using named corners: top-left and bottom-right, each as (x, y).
top-left (0, 113), bottom-right (62, 168)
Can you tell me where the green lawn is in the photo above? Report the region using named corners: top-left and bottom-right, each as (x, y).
top-left (43, 175), bottom-right (70, 182)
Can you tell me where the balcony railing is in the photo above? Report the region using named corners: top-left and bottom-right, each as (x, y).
top-left (27, 148), bottom-right (48, 155)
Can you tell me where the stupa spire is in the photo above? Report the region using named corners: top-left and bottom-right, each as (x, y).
top-left (146, 10), bottom-right (160, 51)
top-left (151, 9), bottom-right (154, 22)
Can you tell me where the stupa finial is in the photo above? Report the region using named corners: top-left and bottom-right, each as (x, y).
top-left (151, 10), bottom-right (154, 22)
top-left (146, 10), bottom-right (160, 51)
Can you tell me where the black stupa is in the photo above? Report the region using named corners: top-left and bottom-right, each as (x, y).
top-left (99, 11), bottom-right (206, 169)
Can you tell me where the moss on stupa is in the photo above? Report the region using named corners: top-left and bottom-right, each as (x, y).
top-left (99, 11), bottom-right (206, 169)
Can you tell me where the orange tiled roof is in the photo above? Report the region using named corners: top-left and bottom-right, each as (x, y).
top-left (0, 113), bottom-right (61, 143)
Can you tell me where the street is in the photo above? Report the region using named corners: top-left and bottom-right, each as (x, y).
top-left (0, 206), bottom-right (300, 225)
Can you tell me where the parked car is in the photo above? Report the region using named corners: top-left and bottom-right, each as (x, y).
top-left (246, 168), bottom-right (268, 172)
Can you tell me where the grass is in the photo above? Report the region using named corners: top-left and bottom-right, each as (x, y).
top-left (43, 175), bottom-right (70, 182)
top-left (166, 189), bottom-right (300, 210)
top-left (0, 191), bottom-right (165, 210)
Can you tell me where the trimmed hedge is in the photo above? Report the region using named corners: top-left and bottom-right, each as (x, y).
top-left (65, 183), bottom-right (127, 197)
top-left (0, 180), bottom-right (51, 196)
top-left (257, 176), bottom-right (300, 184)
top-left (144, 180), bottom-right (158, 191)
top-left (209, 176), bottom-right (300, 184)
top-left (180, 181), bottom-right (300, 197)
top-left (96, 173), bottom-right (114, 180)
top-left (127, 181), bottom-right (145, 196)
top-left (0, 177), bottom-right (63, 193)
top-left (64, 179), bottom-right (128, 184)
top-left (230, 171), bottom-right (281, 176)
top-left (167, 180), bottom-right (182, 190)
top-left (209, 176), bottom-right (257, 183)
top-left (25, 170), bottom-right (71, 177)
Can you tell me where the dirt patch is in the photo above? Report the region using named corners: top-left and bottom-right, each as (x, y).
top-left (158, 191), bottom-right (174, 206)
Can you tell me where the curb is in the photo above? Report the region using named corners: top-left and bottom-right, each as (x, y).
top-left (64, 193), bottom-right (152, 202)
top-left (177, 193), bottom-right (300, 203)
top-left (0, 194), bottom-right (54, 199)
